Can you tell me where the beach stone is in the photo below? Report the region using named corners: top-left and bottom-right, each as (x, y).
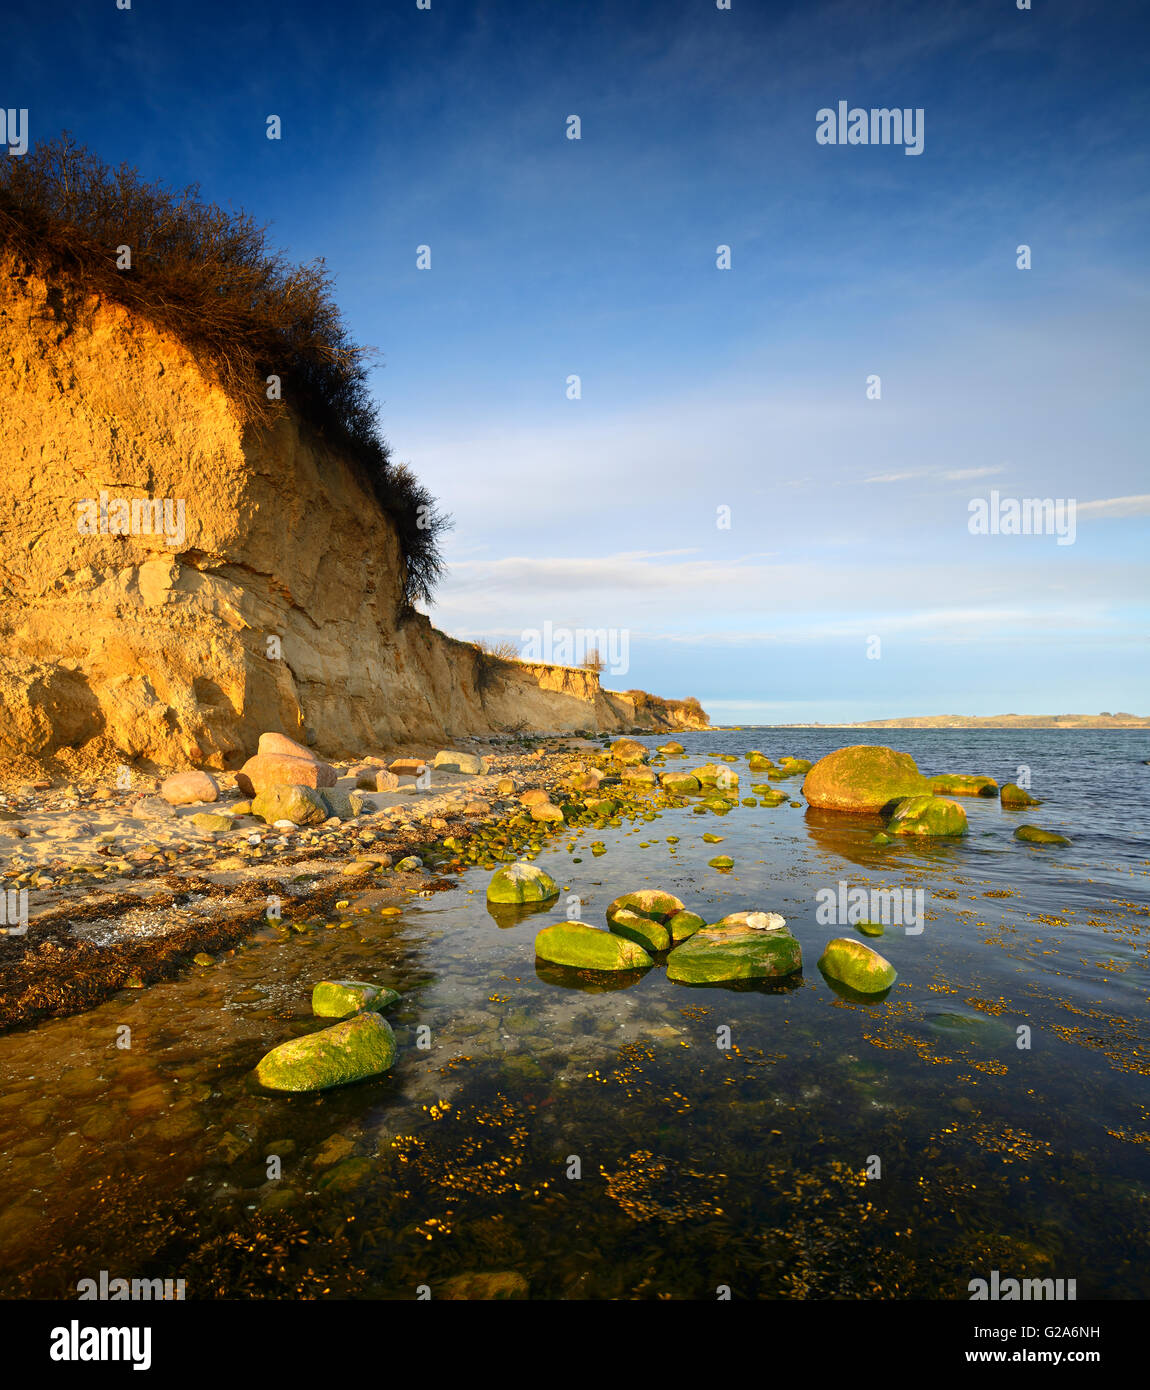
top-left (258, 732), bottom-right (320, 761)
top-left (606, 889), bottom-right (685, 930)
top-left (886, 795), bottom-right (968, 837)
top-left (621, 767), bottom-right (657, 785)
top-left (389, 758), bottom-right (427, 777)
top-left (656, 742), bottom-right (684, 755)
top-left (496, 777), bottom-right (516, 794)
top-left (357, 769), bottom-right (399, 792)
top-left (802, 744), bottom-right (930, 813)
top-left (667, 917), bottom-right (801, 984)
top-left (666, 910), bottom-right (706, 943)
top-left (530, 803), bottom-right (565, 823)
top-left (1001, 783), bottom-right (1039, 807)
top-left (251, 784), bottom-right (330, 826)
top-left (759, 789), bottom-right (788, 807)
top-left (690, 763), bottom-right (738, 789)
top-left (312, 979), bottom-right (401, 1018)
top-left (929, 774), bottom-right (998, 797)
top-left (254, 1013), bottom-right (397, 1092)
top-left (660, 772), bottom-right (701, 794)
top-left (231, 799), bottom-right (253, 816)
top-left (747, 751), bottom-right (775, 771)
top-left (320, 788), bottom-right (368, 820)
top-left (857, 921), bottom-right (885, 938)
top-left (395, 855), bottom-right (423, 871)
top-left (487, 861), bottom-right (559, 904)
top-left (774, 757), bottom-right (812, 776)
top-left (611, 738), bottom-right (648, 765)
top-left (317, 1157), bottom-right (375, 1193)
top-left (236, 752), bottom-right (337, 797)
top-left (1014, 825), bottom-right (1070, 846)
top-left (161, 770), bottom-right (219, 805)
top-left (192, 952), bottom-right (215, 966)
top-left (519, 789), bottom-right (553, 807)
top-left (708, 855), bottom-right (735, 868)
top-left (609, 908), bottom-right (671, 953)
top-left (190, 812), bottom-right (232, 832)
top-left (535, 921), bottom-right (653, 971)
top-left (818, 938), bottom-right (897, 993)
top-left (434, 750), bottom-right (483, 774)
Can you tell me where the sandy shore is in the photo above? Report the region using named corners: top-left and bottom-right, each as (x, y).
top-left (0, 734), bottom-right (606, 1030)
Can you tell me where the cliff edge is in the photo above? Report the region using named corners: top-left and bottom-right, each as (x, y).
top-left (0, 255), bottom-right (705, 772)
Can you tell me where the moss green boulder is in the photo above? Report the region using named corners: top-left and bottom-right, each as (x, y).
top-left (534, 921), bottom-right (653, 971)
top-left (886, 794), bottom-right (968, 837)
top-left (1001, 783), bottom-right (1039, 807)
top-left (621, 767), bottom-right (657, 786)
top-left (312, 979), bottom-right (401, 1018)
top-left (747, 751), bottom-right (775, 771)
top-left (691, 763), bottom-right (738, 789)
top-left (759, 789), bottom-right (788, 807)
top-left (666, 909), bottom-right (706, 943)
top-left (1014, 825), bottom-right (1070, 846)
top-left (657, 742), bottom-right (685, 755)
top-left (818, 938), bottom-right (897, 993)
top-left (251, 783), bottom-right (331, 826)
top-left (802, 744), bottom-right (930, 813)
top-left (254, 1013), bottom-right (397, 1092)
top-left (611, 738), bottom-right (649, 765)
top-left (708, 855), bottom-right (734, 869)
top-left (605, 889), bottom-right (685, 935)
top-left (609, 908), bottom-right (671, 953)
top-left (856, 921), bottom-right (885, 938)
top-left (660, 772), bottom-right (701, 794)
top-left (190, 812), bottom-right (232, 832)
top-left (929, 774), bottom-right (998, 797)
top-left (487, 862), bottom-right (560, 904)
top-left (667, 914), bottom-right (801, 984)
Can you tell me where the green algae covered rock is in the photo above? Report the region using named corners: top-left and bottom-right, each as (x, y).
top-left (747, 751), bottom-right (775, 771)
top-left (251, 783), bottom-right (331, 826)
top-left (609, 908), bottom-right (670, 953)
top-left (534, 921), bottom-right (653, 971)
top-left (758, 789), bottom-right (788, 807)
top-left (312, 979), bottom-right (401, 1018)
top-left (605, 889), bottom-right (685, 928)
top-left (255, 1013), bottom-right (397, 1092)
top-left (666, 909), bottom-right (706, 943)
top-left (856, 921), bottom-right (885, 938)
top-left (802, 744), bottom-right (930, 813)
top-left (1014, 825), bottom-right (1070, 846)
top-left (929, 774), bottom-right (998, 797)
top-left (708, 855), bottom-right (735, 869)
top-left (886, 795), bottom-right (968, 837)
top-left (691, 763), bottom-right (738, 789)
top-left (818, 938), bottom-right (897, 993)
top-left (487, 861), bottom-right (560, 904)
top-left (656, 742), bottom-right (685, 755)
top-left (190, 812), bottom-right (232, 832)
top-left (1001, 782), bottom-right (1039, 807)
top-left (660, 772), bottom-right (701, 794)
top-left (667, 914), bottom-right (801, 984)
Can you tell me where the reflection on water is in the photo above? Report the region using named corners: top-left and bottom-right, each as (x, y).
top-left (0, 729), bottom-right (1147, 1299)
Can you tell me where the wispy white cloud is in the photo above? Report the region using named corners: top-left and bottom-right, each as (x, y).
top-left (1077, 494), bottom-right (1150, 518)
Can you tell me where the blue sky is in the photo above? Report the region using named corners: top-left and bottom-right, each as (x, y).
top-left (9, 0), bottom-right (1149, 721)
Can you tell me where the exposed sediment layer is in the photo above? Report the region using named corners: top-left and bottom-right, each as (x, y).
top-left (0, 256), bottom-right (704, 769)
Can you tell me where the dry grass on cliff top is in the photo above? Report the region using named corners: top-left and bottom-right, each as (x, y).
top-left (0, 133), bottom-right (450, 606)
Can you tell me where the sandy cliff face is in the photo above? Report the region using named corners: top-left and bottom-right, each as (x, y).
top-left (0, 257), bottom-right (705, 769)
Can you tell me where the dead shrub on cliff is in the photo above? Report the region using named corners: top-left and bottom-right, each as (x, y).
top-left (0, 133), bottom-right (450, 607)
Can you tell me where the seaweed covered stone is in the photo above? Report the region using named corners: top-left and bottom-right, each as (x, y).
top-left (535, 921), bottom-right (653, 971)
top-left (929, 774), bottom-right (998, 797)
top-left (1000, 782), bottom-right (1039, 807)
top-left (254, 1013), bottom-right (397, 1092)
top-left (666, 913), bottom-right (801, 984)
top-left (1014, 825), bottom-right (1070, 846)
top-left (802, 744), bottom-right (930, 812)
top-left (312, 979), bottom-right (401, 1018)
top-left (886, 794), bottom-right (968, 837)
top-left (611, 738), bottom-right (649, 765)
top-left (818, 938), bottom-right (897, 993)
top-left (487, 861), bottom-right (560, 904)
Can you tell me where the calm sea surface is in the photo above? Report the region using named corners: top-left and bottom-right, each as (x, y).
top-left (0, 728), bottom-right (1146, 1299)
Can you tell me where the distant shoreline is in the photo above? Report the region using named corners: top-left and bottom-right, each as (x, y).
top-left (711, 716), bottom-right (1150, 730)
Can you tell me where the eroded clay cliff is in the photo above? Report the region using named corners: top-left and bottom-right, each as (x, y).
top-left (0, 256), bottom-right (705, 770)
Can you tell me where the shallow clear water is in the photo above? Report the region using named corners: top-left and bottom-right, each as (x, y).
top-left (1, 728), bottom-right (1147, 1299)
